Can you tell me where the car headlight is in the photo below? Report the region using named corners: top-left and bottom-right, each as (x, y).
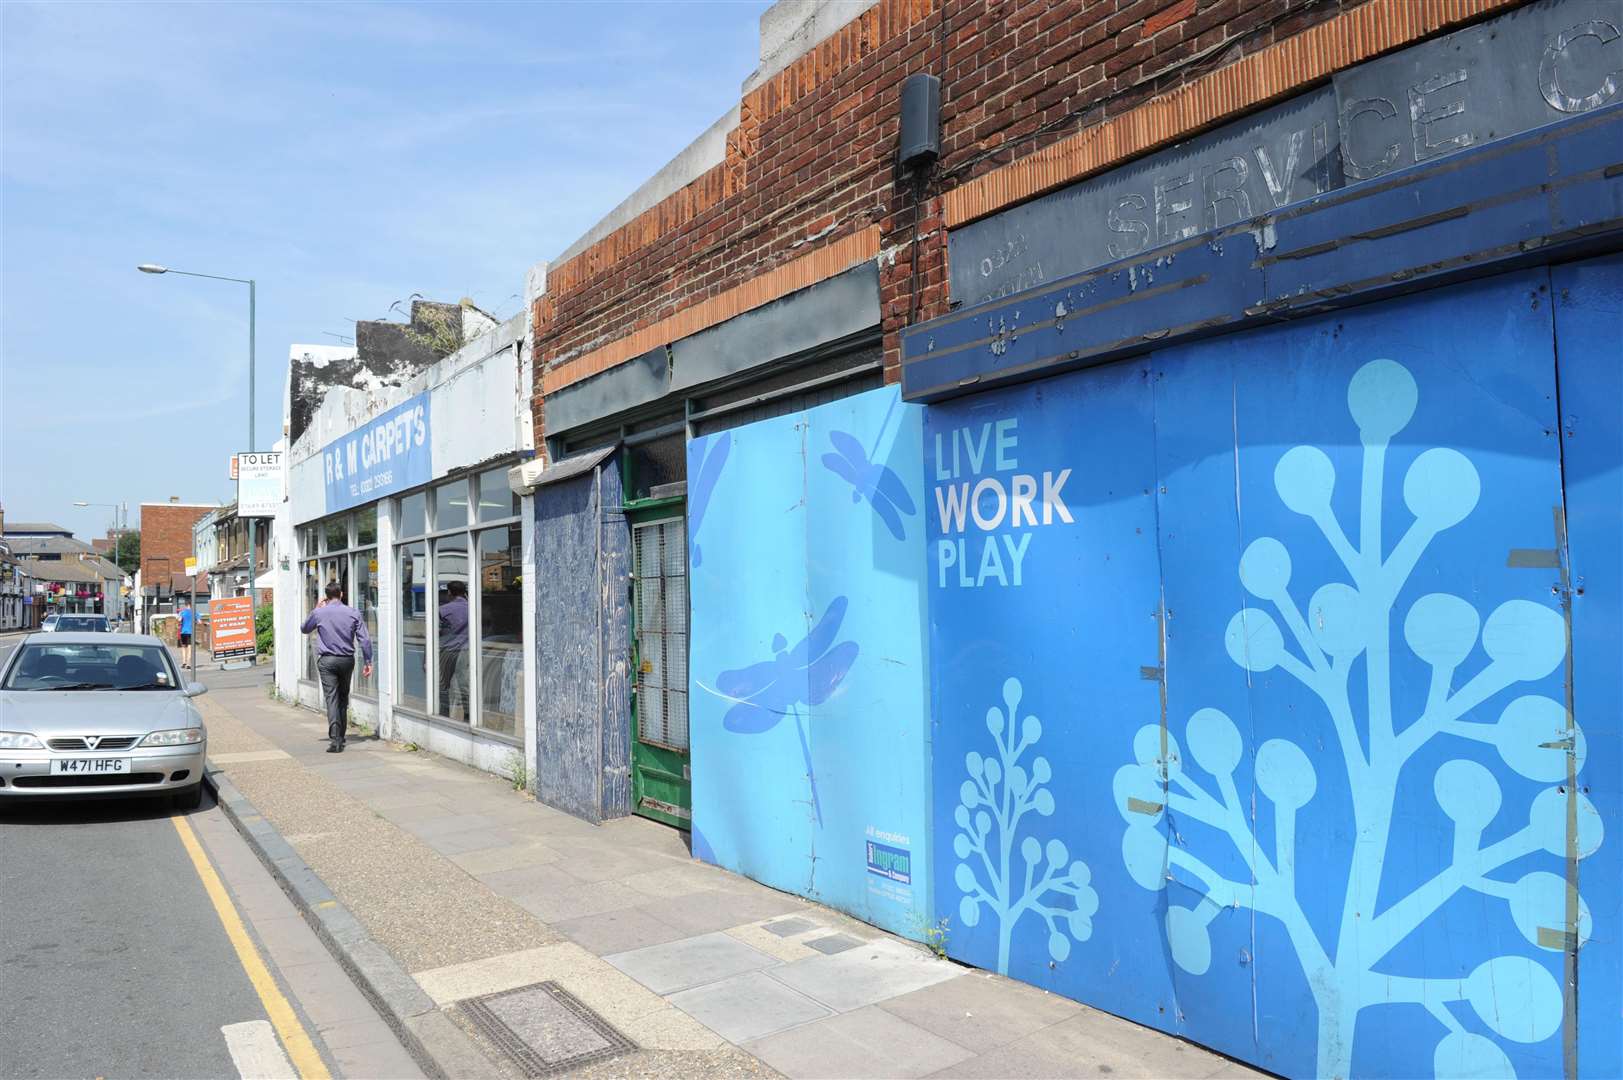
top-left (0, 731), bottom-right (42, 749)
top-left (140, 728), bottom-right (205, 747)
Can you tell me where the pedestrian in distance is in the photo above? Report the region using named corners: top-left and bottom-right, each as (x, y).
top-left (437, 578), bottom-right (470, 721)
top-left (301, 582), bottom-right (373, 753)
top-left (177, 599), bottom-right (195, 667)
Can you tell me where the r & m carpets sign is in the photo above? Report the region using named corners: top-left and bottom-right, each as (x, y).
top-left (322, 393), bottom-right (431, 513)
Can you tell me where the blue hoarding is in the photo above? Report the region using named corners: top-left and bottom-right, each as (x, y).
top-left (689, 384), bottom-right (932, 938)
top-left (321, 392), bottom-right (431, 514)
top-left (927, 268), bottom-right (1614, 1078)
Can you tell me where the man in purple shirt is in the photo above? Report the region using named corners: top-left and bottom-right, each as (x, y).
top-left (301, 582), bottom-right (373, 753)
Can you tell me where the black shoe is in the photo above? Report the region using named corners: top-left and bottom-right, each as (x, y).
top-left (336, 742), bottom-right (345, 753)
top-left (326, 743), bottom-right (341, 753)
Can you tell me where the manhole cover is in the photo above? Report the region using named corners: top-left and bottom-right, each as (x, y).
top-left (460, 981), bottom-right (636, 1077)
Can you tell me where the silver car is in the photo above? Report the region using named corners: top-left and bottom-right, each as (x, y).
top-left (0, 633), bottom-right (207, 808)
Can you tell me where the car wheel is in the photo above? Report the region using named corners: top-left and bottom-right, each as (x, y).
top-left (171, 781), bottom-right (203, 812)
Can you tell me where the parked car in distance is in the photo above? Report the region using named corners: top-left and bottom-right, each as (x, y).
top-left (40, 614), bottom-right (60, 632)
top-left (53, 614), bottom-right (110, 633)
top-left (0, 633), bottom-right (208, 808)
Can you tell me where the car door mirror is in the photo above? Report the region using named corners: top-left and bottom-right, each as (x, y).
top-left (183, 682), bottom-right (208, 698)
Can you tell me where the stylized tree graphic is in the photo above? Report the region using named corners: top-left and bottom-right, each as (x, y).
top-left (955, 676), bottom-right (1099, 975)
top-left (1115, 359), bottom-right (1601, 1079)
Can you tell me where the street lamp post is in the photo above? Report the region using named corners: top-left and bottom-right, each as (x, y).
top-left (138, 263), bottom-right (258, 663)
top-left (72, 499), bottom-right (128, 621)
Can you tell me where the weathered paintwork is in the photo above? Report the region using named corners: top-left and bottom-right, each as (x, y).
top-left (531, 456), bottom-right (633, 822)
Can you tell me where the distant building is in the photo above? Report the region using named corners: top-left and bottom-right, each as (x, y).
top-left (136, 498), bottom-right (216, 630)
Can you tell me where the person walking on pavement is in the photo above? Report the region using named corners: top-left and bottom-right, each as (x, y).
top-left (301, 582), bottom-right (373, 753)
top-left (177, 600), bottom-right (195, 667)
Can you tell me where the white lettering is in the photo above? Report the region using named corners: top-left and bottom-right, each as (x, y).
top-left (994, 418), bottom-right (1018, 471)
top-left (1540, 20), bottom-right (1622, 113)
top-left (1042, 469), bottom-right (1074, 525)
top-left (934, 483), bottom-right (971, 534)
top-left (1409, 69), bottom-right (1472, 162)
top-left (1011, 474), bottom-right (1038, 528)
top-left (971, 477), bottom-right (1008, 531)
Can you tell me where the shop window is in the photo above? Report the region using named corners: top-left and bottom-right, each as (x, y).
top-left (398, 541), bottom-right (427, 711)
top-left (302, 560), bottom-right (319, 681)
top-left (322, 516), bottom-right (350, 554)
top-left (352, 549), bottom-right (379, 696)
top-left (356, 505), bottom-right (378, 547)
top-left (433, 533), bottom-right (470, 722)
top-left (477, 525), bottom-right (522, 736)
top-left (477, 466), bottom-right (519, 522)
top-left (398, 492), bottom-right (426, 539)
top-left (433, 480), bottom-right (469, 532)
top-left (391, 466), bottom-right (522, 733)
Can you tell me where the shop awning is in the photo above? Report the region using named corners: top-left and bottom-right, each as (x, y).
top-left (510, 446), bottom-right (614, 494)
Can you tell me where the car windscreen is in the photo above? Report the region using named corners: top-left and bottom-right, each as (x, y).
top-left (3, 643), bottom-right (180, 691)
top-left (56, 617), bottom-right (108, 632)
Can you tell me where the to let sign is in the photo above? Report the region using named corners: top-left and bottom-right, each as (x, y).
top-left (209, 597), bottom-right (256, 662)
top-left (238, 451), bottom-right (284, 518)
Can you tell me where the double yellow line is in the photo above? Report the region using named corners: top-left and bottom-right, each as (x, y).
top-left (172, 814), bottom-right (330, 1080)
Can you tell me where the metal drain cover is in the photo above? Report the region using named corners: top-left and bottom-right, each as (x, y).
top-left (461, 981), bottom-right (636, 1076)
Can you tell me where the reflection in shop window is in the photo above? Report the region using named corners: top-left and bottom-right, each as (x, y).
top-left (398, 541), bottom-right (427, 711)
top-left (434, 533), bottom-right (470, 722)
top-left (478, 525), bottom-right (522, 736)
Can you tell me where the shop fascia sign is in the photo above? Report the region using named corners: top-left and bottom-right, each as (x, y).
top-left (950, 0), bottom-right (1623, 305)
top-left (322, 392), bottom-right (432, 515)
top-left (237, 450), bottom-right (284, 518)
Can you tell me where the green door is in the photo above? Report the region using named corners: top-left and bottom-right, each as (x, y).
top-left (629, 509), bottom-right (691, 828)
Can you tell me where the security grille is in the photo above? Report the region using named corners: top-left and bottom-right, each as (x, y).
top-left (633, 517), bottom-right (689, 752)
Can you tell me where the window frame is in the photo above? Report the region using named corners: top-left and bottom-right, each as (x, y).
top-left (391, 464), bottom-right (522, 739)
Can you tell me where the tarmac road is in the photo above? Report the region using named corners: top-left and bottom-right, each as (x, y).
top-left (0, 633), bottom-right (421, 1079)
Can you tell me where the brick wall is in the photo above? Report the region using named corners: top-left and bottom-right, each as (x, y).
top-left (532, 0), bottom-right (1516, 445)
top-left (139, 503), bottom-right (211, 591)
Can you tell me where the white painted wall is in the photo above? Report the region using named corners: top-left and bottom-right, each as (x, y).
top-left (287, 314), bottom-right (528, 527)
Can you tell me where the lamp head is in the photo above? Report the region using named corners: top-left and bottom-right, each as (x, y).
top-left (136, 263), bottom-right (168, 274)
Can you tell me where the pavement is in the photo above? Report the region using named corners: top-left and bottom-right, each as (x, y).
top-left (198, 667), bottom-right (1266, 1080)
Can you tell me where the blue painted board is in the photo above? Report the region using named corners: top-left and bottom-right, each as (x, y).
top-left (925, 361), bottom-right (1164, 994)
top-left (1552, 253), bottom-right (1623, 1080)
top-left (927, 266), bottom-right (1613, 1078)
top-left (689, 385), bottom-right (932, 937)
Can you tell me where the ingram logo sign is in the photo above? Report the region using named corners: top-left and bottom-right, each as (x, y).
top-left (865, 841), bottom-right (912, 885)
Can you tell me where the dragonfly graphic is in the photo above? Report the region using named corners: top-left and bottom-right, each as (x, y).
top-left (821, 425), bottom-right (916, 541)
top-left (714, 596), bottom-right (860, 827)
top-left (687, 431), bottom-right (732, 569)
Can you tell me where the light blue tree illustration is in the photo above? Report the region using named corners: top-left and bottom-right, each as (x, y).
top-left (1115, 359), bottom-right (1602, 1079)
top-left (955, 676), bottom-right (1099, 975)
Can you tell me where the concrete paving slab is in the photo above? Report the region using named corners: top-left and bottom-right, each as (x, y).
top-left (725, 923), bottom-right (820, 964)
top-left (642, 886), bottom-right (808, 937)
top-left (212, 749), bottom-right (294, 763)
top-left (605, 931), bottom-right (779, 996)
top-left (766, 938), bottom-right (961, 1013)
top-left (805, 933), bottom-right (862, 955)
top-left (875, 970), bottom-right (1082, 1054)
top-left (565, 1046), bottom-right (781, 1079)
top-left (476, 861), bottom-right (583, 895)
top-left (553, 906), bottom-right (688, 955)
top-left (668, 969), bottom-right (832, 1044)
top-left (618, 862), bottom-right (734, 900)
top-left (421, 827), bottom-right (519, 857)
top-left (403, 812), bottom-right (505, 838)
top-left (450, 841), bottom-right (562, 876)
top-left (926, 1009), bottom-right (1250, 1079)
top-left (510, 880), bottom-right (647, 924)
top-left (764, 916), bottom-right (819, 937)
top-left (745, 1005), bottom-right (975, 1079)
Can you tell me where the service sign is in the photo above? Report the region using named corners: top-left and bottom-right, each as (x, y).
top-left (321, 392), bottom-right (431, 514)
top-left (237, 451), bottom-right (283, 518)
top-left (209, 596), bottom-right (256, 661)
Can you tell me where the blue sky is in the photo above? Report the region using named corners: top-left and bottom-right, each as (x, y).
top-left (1, 0), bottom-right (767, 540)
